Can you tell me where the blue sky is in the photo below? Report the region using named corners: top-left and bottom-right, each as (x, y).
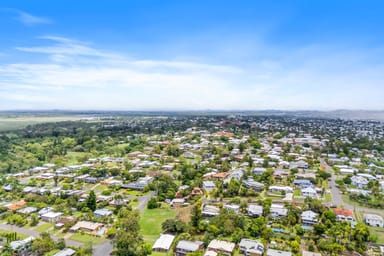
top-left (0, 0), bottom-right (383, 110)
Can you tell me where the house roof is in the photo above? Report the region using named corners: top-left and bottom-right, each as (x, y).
top-left (363, 214), bottom-right (384, 221)
top-left (42, 211), bottom-right (63, 218)
top-left (152, 234), bottom-right (175, 250)
top-left (176, 240), bottom-right (203, 252)
top-left (53, 248), bottom-right (76, 256)
top-left (332, 208), bottom-right (353, 217)
top-left (267, 249), bottom-right (292, 256)
top-left (207, 239), bottom-right (235, 253)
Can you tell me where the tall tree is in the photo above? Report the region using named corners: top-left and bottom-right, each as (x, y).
top-left (86, 190), bottom-right (97, 211)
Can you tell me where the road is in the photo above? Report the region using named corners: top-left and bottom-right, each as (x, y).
top-left (137, 191), bottom-right (156, 211)
top-left (0, 223), bottom-right (82, 247)
top-left (320, 158), bottom-right (384, 214)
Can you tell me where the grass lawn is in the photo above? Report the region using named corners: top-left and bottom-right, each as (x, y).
top-left (369, 226), bottom-right (384, 244)
top-left (139, 207), bottom-right (176, 243)
top-left (34, 222), bottom-right (54, 233)
top-left (95, 184), bottom-right (108, 192)
top-left (293, 189), bottom-right (301, 196)
top-left (149, 252), bottom-right (168, 256)
top-left (324, 193), bottom-right (332, 202)
top-left (322, 180), bottom-right (329, 189)
top-left (69, 233), bottom-right (106, 244)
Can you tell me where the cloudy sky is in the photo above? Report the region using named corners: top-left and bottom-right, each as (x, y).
top-left (0, 0), bottom-right (383, 110)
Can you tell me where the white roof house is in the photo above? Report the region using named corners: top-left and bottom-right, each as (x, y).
top-left (152, 234), bottom-right (175, 252)
top-left (301, 187), bottom-right (317, 198)
top-left (41, 211), bottom-right (63, 222)
top-left (247, 204), bottom-right (263, 217)
top-left (175, 240), bottom-right (203, 256)
top-left (267, 249), bottom-right (292, 256)
top-left (269, 186), bottom-right (293, 193)
top-left (206, 239), bottom-right (236, 255)
top-left (239, 239), bottom-right (264, 256)
top-left (203, 181), bottom-right (216, 192)
top-left (94, 208), bottom-right (113, 218)
top-left (53, 248), bottom-right (76, 256)
top-left (340, 168), bottom-right (355, 175)
top-left (301, 210), bottom-right (319, 225)
top-left (351, 175), bottom-right (369, 188)
top-left (363, 214), bottom-right (384, 228)
top-left (270, 204), bottom-right (288, 218)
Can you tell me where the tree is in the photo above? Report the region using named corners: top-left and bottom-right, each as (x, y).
top-left (86, 190), bottom-right (97, 211)
top-left (30, 213), bottom-right (39, 226)
top-left (56, 238), bottom-right (66, 250)
top-left (190, 202), bottom-right (202, 228)
top-left (113, 209), bottom-right (150, 256)
top-left (32, 232), bottom-right (55, 256)
top-left (147, 197), bottom-right (159, 209)
top-left (162, 219), bottom-right (187, 234)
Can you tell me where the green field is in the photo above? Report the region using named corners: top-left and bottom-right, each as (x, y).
top-left (139, 207), bottom-right (176, 243)
top-left (34, 222), bottom-right (54, 233)
top-left (69, 233), bottom-right (106, 244)
top-left (369, 226), bottom-right (384, 244)
top-left (0, 115), bottom-right (83, 131)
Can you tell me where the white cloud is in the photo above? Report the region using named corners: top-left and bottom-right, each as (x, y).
top-left (0, 36), bottom-right (383, 110)
top-left (16, 11), bottom-right (52, 26)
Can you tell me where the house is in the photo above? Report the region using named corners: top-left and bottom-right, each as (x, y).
top-left (203, 181), bottom-right (216, 192)
top-left (53, 248), bottom-right (76, 256)
top-left (70, 221), bottom-right (104, 233)
top-left (339, 168), bottom-right (355, 175)
top-left (332, 208), bottom-right (354, 222)
top-left (10, 236), bottom-right (35, 256)
top-left (175, 240), bottom-right (204, 256)
top-left (7, 200), bottom-right (27, 211)
top-left (363, 214), bottom-right (384, 228)
top-left (290, 160), bottom-right (308, 169)
top-left (38, 207), bottom-right (52, 217)
top-left (239, 238), bottom-right (264, 256)
top-left (269, 186), bottom-right (293, 194)
top-left (94, 208), bottom-right (113, 218)
top-left (247, 204), bottom-right (263, 217)
top-left (152, 234), bottom-right (175, 253)
top-left (301, 187), bottom-right (317, 198)
top-left (191, 187), bottom-right (203, 196)
top-left (206, 239), bottom-right (236, 256)
top-left (270, 204), bottom-right (288, 219)
top-left (302, 251), bottom-right (322, 256)
top-left (301, 210), bottom-right (319, 226)
top-left (253, 168), bottom-right (266, 175)
top-left (293, 179), bottom-right (313, 188)
top-left (351, 175), bottom-right (369, 188)
top-left (202, 205), bottom-right (220, 217)
top-left (171, 198), bottom-right (185, 208)
top-left (84, 177), bottom-right (98, 184)
top-left (41, 211), bottom-right (63, 223)
top-left (266, 249), bottom-right (292, 256)
top-left (242, 177), bottom-right (264, 191)
top-left (17, 207), bottom-right (38, 215)
top-left (3, 184), bottom-right (13, 192)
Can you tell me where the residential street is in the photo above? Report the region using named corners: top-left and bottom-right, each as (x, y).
top-left (320, 158), bottom-right (383, 214)
top-left (0, 223), bottom-right (82, 247)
